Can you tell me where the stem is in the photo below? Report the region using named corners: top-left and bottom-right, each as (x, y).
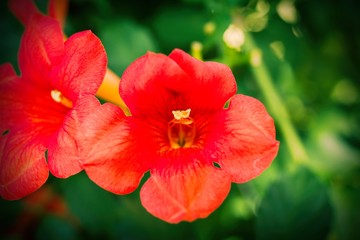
top-left (244, 34), bottom-right (309, 165)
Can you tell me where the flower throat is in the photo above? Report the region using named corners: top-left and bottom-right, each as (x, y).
top-left (167, 109), bottom-right (196, 149)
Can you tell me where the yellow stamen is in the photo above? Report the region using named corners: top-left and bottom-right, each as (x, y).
top-left (172, 109), bottom-right (191, 121)
top-left (168, 109), bottom-right (195, 149)
top-left (50, 90), bottom-right (73, 108)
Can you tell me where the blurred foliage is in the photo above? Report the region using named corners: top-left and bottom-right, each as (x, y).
top-left (1, 0), bottom-right (360, 239)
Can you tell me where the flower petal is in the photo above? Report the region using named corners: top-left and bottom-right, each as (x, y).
top-left (0, 129), bottom-right (48, 200)
top-left (18, 13), bottom-right (64, 87)
top-left (209, 94), bottom-right (279, 183)
top-left (46, 96), bottom-right (100, 178)
top-left (46, 121), bottom-right (83, 178)
top-left (0, 63), bottom-right (17, 83)
top-left (121, 50), bottom-right (237, 118)
top-left (50, 30), bottom-right (107, 100)
top-left (0, 63), bottom-right (18, 133)
top-left (8, 0), bottom-right (39, 26)
top-left (169, 49), bottom-right (237, 111)
top-left (120, 51), bottom-right (191, 118)
top-left (141, 157), bottom-right (231, 223)
top-left (0, 77), bottom-right (67, 136)
top-left (53, 96), bottom-right (151, 193)
top-left (82, 109), bottom-right (152, 194)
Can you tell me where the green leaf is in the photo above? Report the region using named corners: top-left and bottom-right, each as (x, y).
top-left (0, 198), bottom-right (22, 235)
top-left (36, 215), bottom-right (77, 240)
top-left (59, 172), bottom-right (120, 238)
top-left (99, 19), bottom-right (159, 74)
top-left (152, 6), bottom-right (208, 52)
top-left (330, 170), bottom-right (360, 240)
top-left (255, 167), bottom-right (332, 240)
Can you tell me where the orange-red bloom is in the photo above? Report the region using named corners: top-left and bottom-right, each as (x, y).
top-left (0, 12), bottom-right (107, 199)
top-left (78, 49), bottom-right (279, 223)
top-left (9, 0), bottom-right (128, 111)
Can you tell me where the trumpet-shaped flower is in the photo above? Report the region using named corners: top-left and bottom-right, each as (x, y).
top-left (0, 12), bottom-right (107, 200)
top-left (78, 49), bottom-right (279, 223)
top-left (9, 0), bottom-right (129, 111)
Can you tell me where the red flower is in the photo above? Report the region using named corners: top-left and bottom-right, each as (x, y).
top-left (78, 49), bottom-right (279, 223)
top-left (0, 12), bottom-right (107, 200)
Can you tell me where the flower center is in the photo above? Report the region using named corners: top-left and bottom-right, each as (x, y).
top-left (167, 109), bottom-right (196, 149)
top-left (50, 90), bottom-right (73, 108)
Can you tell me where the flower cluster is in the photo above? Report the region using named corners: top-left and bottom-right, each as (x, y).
top-left (0, 0), bottom-right (279, 223)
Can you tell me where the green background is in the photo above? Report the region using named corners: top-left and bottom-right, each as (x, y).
top-left (0, 0), bottom-right (359, 239)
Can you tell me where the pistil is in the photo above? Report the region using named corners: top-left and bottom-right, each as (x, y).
top-left (167, 109), bottom-right (195, 149)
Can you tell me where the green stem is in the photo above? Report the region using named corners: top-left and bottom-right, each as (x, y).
top-left (244, 34), bottom-right (309, 165)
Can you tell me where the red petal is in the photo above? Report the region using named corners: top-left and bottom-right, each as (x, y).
top-left (50, 30), bottom-right (107, 100)
top-left (46, 97), bottom-right (101, 178)
top-left (140, 160), bottom-right (231, 223)
top-left (209, 94), bottom-right (279, 183)
top-left (18, 14), bottom-right (64, 87)
top-left (0, 129), bottom-right (48, 200)
top-left (8, 0), bottom-right (39, 26)
top-left (169, 49), bottom-right (237, 111)
top-left (46, 121), bottom-right (83, 178)
top-left (0, 63), bottom-right (17, 83)
top-left (120, 51), bottom-right (191, 118)
top-left (121, 50), bottom-right (236, 118)
top-left (0, 77), bottom-right (67, 136)
top-left (78, 101), bottom-right (151, 194)
top-left (0, 64), bottom-right (18, 132)
top-left (47, 96), bottom-right (149, 193)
